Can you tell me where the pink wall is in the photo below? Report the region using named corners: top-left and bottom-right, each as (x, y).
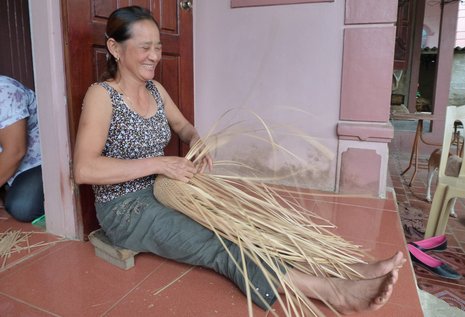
top-left (194, 0), bottom-right (397, 195)
top-left (193, 0), bottom-right (345, 191)
top-left (340, 27), bottom-right (396, 122)
top-left (193, 0), bottom-right (398, 196)
top-left (336, 0), bottom-right (397, 197)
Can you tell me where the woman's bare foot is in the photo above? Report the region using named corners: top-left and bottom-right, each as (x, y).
top-left (321, 270), bottom-right (399, 314)
top-left (281, 266), bottom-right (400, 314)
top-left (350, 251), bottom-right (406, 279)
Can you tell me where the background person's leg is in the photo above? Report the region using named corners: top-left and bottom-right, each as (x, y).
top-left (0, 185), bottom-right (5, 207)
top-left (4, 166), bottom-right (44, 222)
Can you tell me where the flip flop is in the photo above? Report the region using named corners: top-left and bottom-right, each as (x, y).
top-left (410, 234), bottom-right (447, 252)
top-left (407, 244), bottom-right (462, 280)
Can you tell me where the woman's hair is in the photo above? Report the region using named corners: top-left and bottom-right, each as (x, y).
top-left (102, 6), bottom-right (159, 81)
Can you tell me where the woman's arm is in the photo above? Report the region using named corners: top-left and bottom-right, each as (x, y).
top-left (154, 81), bottom-right (213, 171)
top-left (0, 119), bottom-right (27, 186)
top-left (73, 84), bottom-right (196, 185)
top-left (155, 82), bottom-right (200, 145)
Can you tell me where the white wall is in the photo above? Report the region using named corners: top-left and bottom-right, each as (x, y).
top-left (193, 0), bottom-right (344, 190)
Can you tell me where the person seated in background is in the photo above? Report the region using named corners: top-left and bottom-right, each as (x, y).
top-left (0, 75), bottom-right (44, 222)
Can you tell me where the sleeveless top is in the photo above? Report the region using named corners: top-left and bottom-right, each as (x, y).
top-left (93, 81), bottom-right (171, 203)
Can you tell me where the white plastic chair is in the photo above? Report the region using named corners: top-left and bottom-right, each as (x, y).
top-left (425, 105), bottom-right (465, 238)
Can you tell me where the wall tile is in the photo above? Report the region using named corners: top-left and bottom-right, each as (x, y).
top-left (340, 27), bottom-right (396, 122)
top-left (345, 0), bottom-right (397, 24)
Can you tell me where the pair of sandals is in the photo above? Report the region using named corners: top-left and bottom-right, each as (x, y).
top-left (407, 235), bottom-right (462, 280)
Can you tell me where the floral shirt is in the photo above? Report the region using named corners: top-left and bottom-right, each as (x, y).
top-left (0, 76), bottom-right (41, 185)
top-left (93, 81), bottom-right (171, 203)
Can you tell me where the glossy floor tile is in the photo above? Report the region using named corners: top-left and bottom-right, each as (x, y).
top-left (0, 133), bottom-right (429, 317)
top-left (0, 186), bottom-right (423, 317)
top-left (389, 137), bottom-right (465, 312)
top-left (0, 209), bottom-right (63, 273)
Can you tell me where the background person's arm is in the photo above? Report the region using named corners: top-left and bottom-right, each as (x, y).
top-left (0, 119), bottom-right (27, 186)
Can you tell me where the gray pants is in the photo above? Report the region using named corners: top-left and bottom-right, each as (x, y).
top-left (95, 186), bottom-right (277, 310)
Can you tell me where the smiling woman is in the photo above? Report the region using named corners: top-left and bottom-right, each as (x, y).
top-left (72, 5), bottom-right (405, 316)
top-left (103, 19), bottom-right (162, 118)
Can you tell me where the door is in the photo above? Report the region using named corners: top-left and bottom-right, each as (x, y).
top-left (62, 0), bottom-right (194, 238)
top-left (0, 0), bottom-right (35, 90)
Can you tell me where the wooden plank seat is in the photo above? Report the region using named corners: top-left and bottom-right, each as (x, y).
top-left (88, 229), bottom-right (139, 270)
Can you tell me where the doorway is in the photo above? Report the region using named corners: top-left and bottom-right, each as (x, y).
top-left (0, 0), bottom-right (34, 89)
top-left (62, 0), bottom-right (195, 238)
top-left (391, 0), bottom-right (459, 143)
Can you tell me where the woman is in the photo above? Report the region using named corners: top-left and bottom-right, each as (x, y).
top-left (73, 6), bottom-right (405, 314)
top-left (0, 75), bottom-right (44, 222)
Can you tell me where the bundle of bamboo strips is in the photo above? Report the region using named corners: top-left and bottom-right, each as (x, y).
top-left (154, 111), bottom-right (368, 316)
top-left (0, 229), bottom-right (63, 270)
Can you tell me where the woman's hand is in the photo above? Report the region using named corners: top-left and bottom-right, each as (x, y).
top-left (160, 156), bottom-right (197, 182)
top-left (189, 137), bottom-right (213, 174)
top-left (196, 152), bottom-right (213, 174)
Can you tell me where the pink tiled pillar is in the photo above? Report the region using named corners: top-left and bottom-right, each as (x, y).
top-left (337, 0), bottom-right (398, 198)
top-left (336, 122), bottom-right (393, 197)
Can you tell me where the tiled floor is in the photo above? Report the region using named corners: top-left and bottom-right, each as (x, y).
top-left (0, 188), bottom-right (422, 316)
top-left (389, 134), bottom-right (465, 312)
top-left (389, 140), bottom-right (465, 250)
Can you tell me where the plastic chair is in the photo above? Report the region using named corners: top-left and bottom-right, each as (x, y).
top-left (424, 105), bottom-right (465, 238)
top-left (452, 121), bottom-right (464, 157)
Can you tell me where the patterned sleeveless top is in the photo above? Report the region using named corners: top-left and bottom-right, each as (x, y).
top-left (93, 81), bottom-right (171, 203)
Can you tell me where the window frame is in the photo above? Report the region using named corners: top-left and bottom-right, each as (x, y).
top-left (231, 0), bottom-right (334, 8)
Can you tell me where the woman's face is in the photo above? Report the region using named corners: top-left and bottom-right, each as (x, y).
top-left (118, 19), bottom-right (162, 81)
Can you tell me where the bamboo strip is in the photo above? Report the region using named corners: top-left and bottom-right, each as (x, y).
top-left (154, 111), bottom-right (371, 316)
top-left (0, 229), bottom-right (65, 269)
